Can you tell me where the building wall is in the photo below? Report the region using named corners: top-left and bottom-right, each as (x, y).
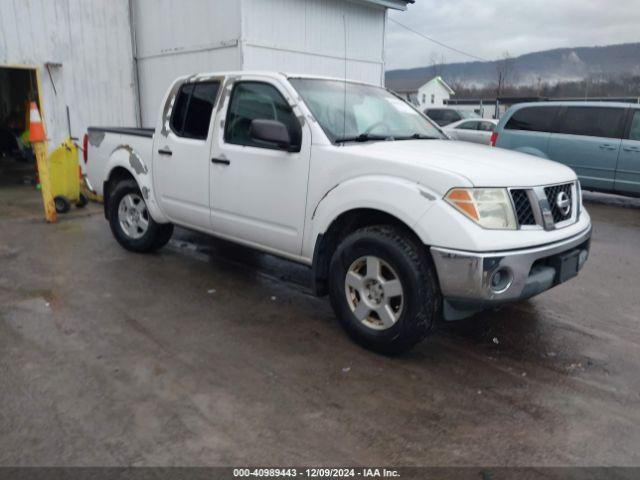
top-left (132, 0), bottom-right (243, 127)
top-left (241, 0), bottom-right (386, 85)
top-left (0, 0), bottom-right (137, 148)
top-left (417, 82), bottom-right (451, 109)
top-left (1, 0), bottom-right (397, 136)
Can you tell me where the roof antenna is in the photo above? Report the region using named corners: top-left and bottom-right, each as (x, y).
top-left (342, 13), bottom-right (348, 142)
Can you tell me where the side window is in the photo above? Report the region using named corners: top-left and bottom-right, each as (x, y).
top-left (426, 109), bottom-right (442, 120)
top-left (557, 107), bottom-right (625, 139)
top-left (505, 106), bottom-right (559, 133)
top-left (456, 121), bottom-right (478, 130)
top-left (478, 121), bottom-right (495, 132)
top-left (183, 83), bottom-right (220, 139)
top-left (170, 84), bottom-right (193, 135)
top-left (627, 111), bottom-right (640, 141)
top-left (170, 81), bottom-right (220, 139)
top-left (442, 110), bottom-right (460, 123)
top-left (224, 82), bottom-right (301, 149)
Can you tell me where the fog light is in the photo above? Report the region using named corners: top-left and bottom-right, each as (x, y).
top-left (490, 267), bottom-right (513, 293)
top-left (578, 249), bottom-right (589, 269)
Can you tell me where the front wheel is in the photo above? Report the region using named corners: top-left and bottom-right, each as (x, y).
top-left (108, 179), bottom-right (173, 253)
top-left (328, 225), bottom-right (440, 354)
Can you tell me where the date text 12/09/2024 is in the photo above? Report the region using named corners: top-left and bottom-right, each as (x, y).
top-left (233, 468), bottom-right (400, 478)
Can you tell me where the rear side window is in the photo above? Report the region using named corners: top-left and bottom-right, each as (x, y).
top-left (627, 110), bottom-right (640, 141)
top-left (478, 121), bottom-right (495, 132)
top-left (170, 81), bottom-right (220, 139)
top-left (456, 121), bottom-right (478, 130)
top-left (224, 82), bottom-right (301, 149)
top-left (170, 84), bottom-right (192, 134)
top-left (557, 107), bottom-right (625, 139)
top-left (442, 110), bottom-right (461, 123)
top-left (425, 109), bottom-right (443, 120)
top-left (505, 106), bottom-right (559, 132)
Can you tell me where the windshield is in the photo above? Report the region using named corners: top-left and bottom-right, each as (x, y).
top-left (289, 78), bottom-right (445, 143)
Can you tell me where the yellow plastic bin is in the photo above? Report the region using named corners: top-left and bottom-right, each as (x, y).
top-left (48, 138), bottom-right (88, 213)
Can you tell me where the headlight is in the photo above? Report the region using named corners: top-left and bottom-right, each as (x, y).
top-left (445, 188), bottom-right (517, 230)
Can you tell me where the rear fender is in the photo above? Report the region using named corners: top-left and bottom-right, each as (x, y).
top-left (104, 145), bottom-right (169, 224)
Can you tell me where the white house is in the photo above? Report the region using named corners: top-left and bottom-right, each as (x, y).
top-left (0, 0), bottom-right (413, 148)
top-left (416, 76), bottom-right (455, 109)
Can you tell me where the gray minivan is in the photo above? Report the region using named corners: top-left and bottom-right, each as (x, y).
top-left (493, 102), bottom-right (640, 197)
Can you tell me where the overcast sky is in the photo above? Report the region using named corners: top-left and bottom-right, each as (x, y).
top-left (386, 0), bottom-right (640, 70)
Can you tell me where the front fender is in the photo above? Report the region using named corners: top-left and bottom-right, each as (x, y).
top-left (104, 145), bottom-right (169, 224)
top-left (304, 175), bottom-right (439, 256)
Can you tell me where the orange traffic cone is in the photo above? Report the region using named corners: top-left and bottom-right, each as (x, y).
top-left (29, 101), bottom-right (46, 143)
top-left (30, 101), bottom-right (56, 222)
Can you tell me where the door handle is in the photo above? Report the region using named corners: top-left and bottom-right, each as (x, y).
top-left (157, 149), bottom-right (173, 156)
top-left (598, 144), bottom-right (616, 150)
top-left (211, 157), bottom-right (230, 165)
top-left (623, 146), bottom-right (640, 153)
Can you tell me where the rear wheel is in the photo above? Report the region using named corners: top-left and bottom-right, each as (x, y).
top-left (328, 225), bottom-right (440, 354)
top-left (108, 179), bottom-right (173, 253)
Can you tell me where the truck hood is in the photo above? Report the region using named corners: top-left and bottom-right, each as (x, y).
top-left (350, 139), bottom-right (576, 188)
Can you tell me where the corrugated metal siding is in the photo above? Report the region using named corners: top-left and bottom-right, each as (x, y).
top-left (242, 0), bottom-right (386, 84)
top-left (0, 0), bottom-right (393, 138)
top-left (0, 0), bottom-right (137, 148)
top-left (133, 0), bottom-right (242, 127)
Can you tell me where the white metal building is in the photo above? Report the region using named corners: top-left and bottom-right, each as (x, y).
top-left (0, 0), bottom-right (412, 148)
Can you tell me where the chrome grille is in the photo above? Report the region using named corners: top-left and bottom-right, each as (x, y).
top-left (508, 182), bottom-right (577, 230)
top-left (544, 183), bottom-right (573, 223)
top-left (510, 189), bottom-right (536, 226)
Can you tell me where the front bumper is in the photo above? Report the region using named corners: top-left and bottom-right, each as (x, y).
top-left (431, 226), bottom-right (592, 320)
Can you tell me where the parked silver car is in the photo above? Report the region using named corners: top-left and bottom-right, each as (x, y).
top-left (443, 118), bottom-right (498, 145)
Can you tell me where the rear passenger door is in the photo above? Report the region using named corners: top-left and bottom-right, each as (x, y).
top-left (615, 109), bottom-right (640, 195)
top-left (154, 80), bottom-right (221, 229)
top-left (548, 106), bottom-right (625, 192)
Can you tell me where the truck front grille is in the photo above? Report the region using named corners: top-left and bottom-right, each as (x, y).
top-left (509, 182), bottom-right (578, 230)
top-left (544, 183), bottom-right (574, 223)
top-left (510, 189), bottom-right (536, 226)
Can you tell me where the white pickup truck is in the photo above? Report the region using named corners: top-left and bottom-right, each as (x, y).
top-left (85, 71), bottom-right (592, 353)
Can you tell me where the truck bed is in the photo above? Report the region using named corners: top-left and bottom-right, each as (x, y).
top-left (85, 126), bottom-right (155, 199)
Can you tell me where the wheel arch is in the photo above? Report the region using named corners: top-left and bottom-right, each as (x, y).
top-left (102, 148), bottom-right (168, 223)
top-left (311, 207), bottom-right (428, 296)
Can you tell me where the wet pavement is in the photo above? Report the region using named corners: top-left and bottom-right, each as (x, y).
top-left (1, 178), bottom-right (639, 467)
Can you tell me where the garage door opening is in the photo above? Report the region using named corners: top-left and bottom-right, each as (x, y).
top-left (0, 66), bottom-right (41, 186)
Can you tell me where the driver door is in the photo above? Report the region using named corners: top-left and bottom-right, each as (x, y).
top-left (210, 79), bottom-right (311, 256)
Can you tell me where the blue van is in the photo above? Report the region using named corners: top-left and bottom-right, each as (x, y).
top-left (493, 102), bottom-right (640, 197)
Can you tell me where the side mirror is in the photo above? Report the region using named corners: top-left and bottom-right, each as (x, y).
top-left (249, 119), bottom-right (293, 151)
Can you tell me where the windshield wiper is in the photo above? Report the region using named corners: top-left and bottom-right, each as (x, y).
top-left (395, 133), bottom-right (440, 141)
top-left (334, 133), bottom-right (390, 144)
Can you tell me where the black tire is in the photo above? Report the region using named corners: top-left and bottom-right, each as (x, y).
top-left (54, 196), bottom-right (71, 214)
top-left (76, 193), bottom-right (88, 208)
top-left (107, 179), bottom-right (174, 253)
top-left (328, 225), bottom-right (440, 354)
